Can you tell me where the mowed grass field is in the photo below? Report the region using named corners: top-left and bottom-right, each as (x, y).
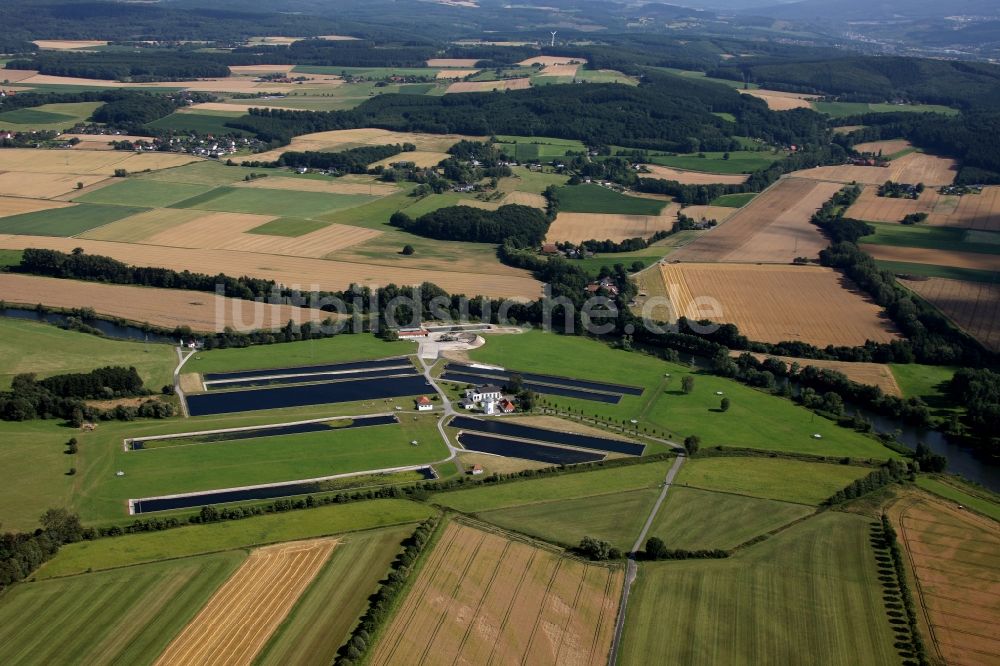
top-left (183, 334), bottom-right (414, 376)
top-left (76, 179), bottom-right (215, 208)
top-left (256, 525), bottom-right (413, 666)
top-left (0, 551), bottom-right (245, 666)
top-left (118, 416), bottom-right (446, 499)
top-left (555, 184), bottom-right (666, 215)
top-left (676, 456), bottom-right (875, 505)
top-left (170, 186), bottom-right (377, 218)
top-left (710, 192), bottom-right (757, 207)
top-left (0, 202), bottom-right (147, 236)
top-left (468, 331), bottom-right (897, 459)
top-left (620, 512), bottom-right (901, 665)
top-left (494, 135), bottom-right (586, 161)
top-left (38, 499), bottom-right (435, 578)
top-left (860, 222), bottom-right (1000, 255)
top-left (146, 111), bottom-right (254, 136)
top-left (647, 150), bottom-right (782, 174)
top-left (0, 101), bottom-right (102, 131)
top-left (812, 101), bottom-right (958, 118)
top-left (0, 318), bottom-right (176, 390)
top-left (432, 461), bottom-right (673, 549)
top-left (649, 486), bottom-right (813, 550)
top-left (915, 476), bottom-right (1000, 521)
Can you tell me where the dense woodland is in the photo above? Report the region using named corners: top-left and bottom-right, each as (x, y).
top-left (275, 144), bottom-right (409, 172)
top-left (390, 205), bottom-right (549, 246)
top-left (6, 51), bottom-right (231, 81)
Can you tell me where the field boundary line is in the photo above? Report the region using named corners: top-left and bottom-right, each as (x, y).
top-left (672, 482), bottom-right (819, 507)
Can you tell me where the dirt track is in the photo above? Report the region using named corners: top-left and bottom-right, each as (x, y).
top-left (155, 539), bottom-right (337, 666)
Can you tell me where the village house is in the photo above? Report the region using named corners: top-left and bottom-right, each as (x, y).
top-left (415, 396), bottom-right (434, 411)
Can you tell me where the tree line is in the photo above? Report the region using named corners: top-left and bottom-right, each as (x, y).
top-left (5, 50), bottom-right (230, 81)
top-left (389, 205), bottom-right (549, 247)
top-left (275, 143), bottom-right (410, 173)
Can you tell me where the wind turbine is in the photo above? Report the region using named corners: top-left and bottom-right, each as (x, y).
top-left (550, 31), bottom-right (557, 47)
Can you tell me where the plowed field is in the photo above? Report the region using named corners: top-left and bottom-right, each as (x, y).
top-left (900, 277), bottom-right (1000, 351)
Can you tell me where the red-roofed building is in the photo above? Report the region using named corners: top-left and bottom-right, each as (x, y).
top-left (498, 398), bottom-right (516, 414)
top-left (415, 396), bottom-right (433, 411)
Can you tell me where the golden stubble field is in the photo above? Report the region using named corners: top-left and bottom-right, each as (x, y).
top-left (865, 245), bottom-right (996, 271)
top-left (0, 235), bottom-right (543, 300)
top-left (445, 79), bottom-right (532, 94)
top-left (155, 539), bottom-right (338, 666)
top-left (546, 205), bottom-right (681, 244)
top-left (640, 164), bottom-right (748, 185)
top-left (738, 89), bottom-right (816, 111)
top-left (370, 521), bottom-right (622, 666)
top-left (0, 273), bottom-right (331, 331)
top-left (637, 262), bottom-right (899, 347)
top-left (889, 494), bottom-right (1000, 666)
top-left (731, 351), bottom-right (902, 396)
top-left (671, 177), bottom-right (842, 263)
top-left (795, 152), bottom-right (959, 187)
top-left (0, 149), bottom-right (199, 175)
top-left (0, 196), bottom-right (74, 218)
top-left (846, 186), bottom-right (1000, 231)
top-left (899, 277), bottom-right (1000, 352)
top-left (251, 128), bottom-right (483, 163)
top-left (518, 56), bottom-right (588, 66)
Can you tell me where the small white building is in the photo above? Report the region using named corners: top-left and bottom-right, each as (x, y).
top-left (415, 396), bottom-right (433, 411)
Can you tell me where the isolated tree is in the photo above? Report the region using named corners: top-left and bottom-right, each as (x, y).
top-left (684, 435), bottom-right (701, 456)
top-left (506, 372), bottom-right (524, 394)
top-left (720, 397), bottom-right (730, 412)
top-left (75, 181), bottom-right (83, 190)
top-left (401, 244), bottom-right (415, 255)
top-left (681, 375), bottom-right (695, 394)
top-left (645, 536), bottom-right (668, 560)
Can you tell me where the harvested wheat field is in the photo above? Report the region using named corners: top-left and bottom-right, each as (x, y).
top-left (186, 101), bottom-right (309, 114)
top-left (678, 205), bottom-right (738, 224)
top-left (519, 56), bottom-right (587, 66)
top-left (501, 191), bottom-right (548, 208)
top-left (0, 69), bottom-right (39, 83)
top-left (0, 235), bottom-right (543, 299)
top-left (435, 69), bottom-right (480, 79)
top-left (446, 78), bottom-right (531, 94)
top-left (671, 178), bottom-right (842, 263)
top-left (638, 263), bottom-right (898, 346)
top-left (141, 211), bottom-right (277, 248)
top-left (539, 63), bottom-right (580, 77)
top-left (796, 152), bottom-right (958, 187)
top-left (428, 58), bottom-right (480, 67)
top-left (58, 133), bottom-right (152, 149)
top-left (900, 277), bottom-right (1000, 352)
top-left (10, 74), bottom-right (128, 88)
top-left (221, 223), bottom-right (381, 257)
top-left (547, 207), bottom-right (680, 244)
top-left (848, 186), bottom-right (1000, 231)
top-left (228, 64), bottom-right (295, 75)
top-left (156, 539), bottom-right (337, 666)
top-left (252, 128), bottom-right (481, 163)
top-left (0, 149), bottom-right (199, 175)
top-left (853, 139), bottom-right (912, 155)
top-left (739, 89), bottom-right (815, 111)
top-left (371, 521), bottom-right (622, 666)
top-left (79, 208), bottom-right (206, 242)
top-left (641, 164), bottom-right (748, 185)
top-left (33, 40), bottom-right (107, 50)
top-left (889, 494), bottom-right (1000, 666)
top-left (866, 245), bottom-right (997, 271)
top-left (730, 351), bottom-right (901, 396)
top-left (234, 176), bottom-right (397, 196)
top-left (0, 196), bottom-right (74, 218)
top-left (0, 171), bottom-right (108, 198)
top-left (0, 274), bottom-right (330, 331)
top-left (369, 151), bottom-right (450, 168)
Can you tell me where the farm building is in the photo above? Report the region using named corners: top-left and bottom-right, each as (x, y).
top-left (415, 396), bottom-right (434, 411)
top-left (466, 384), bottom-right (503, 403)
top-left (469, 463), bottom-right (484, 475)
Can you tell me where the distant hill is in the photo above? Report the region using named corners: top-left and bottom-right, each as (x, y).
top-left (742, 0), bottom-right (999, 21)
